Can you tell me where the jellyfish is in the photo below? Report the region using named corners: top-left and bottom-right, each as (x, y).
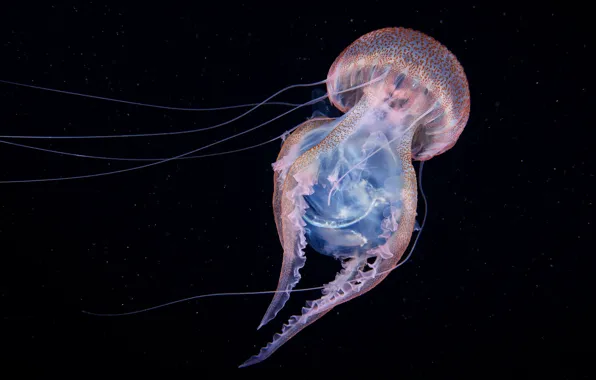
top-left (0, 27), bottom-right (469, 368)
top-left (241, 27), bottom-right (470, 367)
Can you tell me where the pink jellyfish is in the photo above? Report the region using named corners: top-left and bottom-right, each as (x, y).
top-left (241, 27), bottom-right (470, 367)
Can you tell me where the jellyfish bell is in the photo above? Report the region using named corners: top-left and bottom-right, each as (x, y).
top-left (326, 27), bottom-right (470, 161)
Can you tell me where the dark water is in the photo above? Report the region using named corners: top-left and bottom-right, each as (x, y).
top-left (0, 2), bottom-right (591, 375)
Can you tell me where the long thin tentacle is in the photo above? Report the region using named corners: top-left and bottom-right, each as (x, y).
top-left (0, 79), bottom-right (300, 111)
top-left (0, 78), bottom-right (325, 139)
top-left (0, 127), bottom-right (297, 162)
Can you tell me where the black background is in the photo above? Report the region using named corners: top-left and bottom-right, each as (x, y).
top-left (0, 1), bottom-right (592, 375)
